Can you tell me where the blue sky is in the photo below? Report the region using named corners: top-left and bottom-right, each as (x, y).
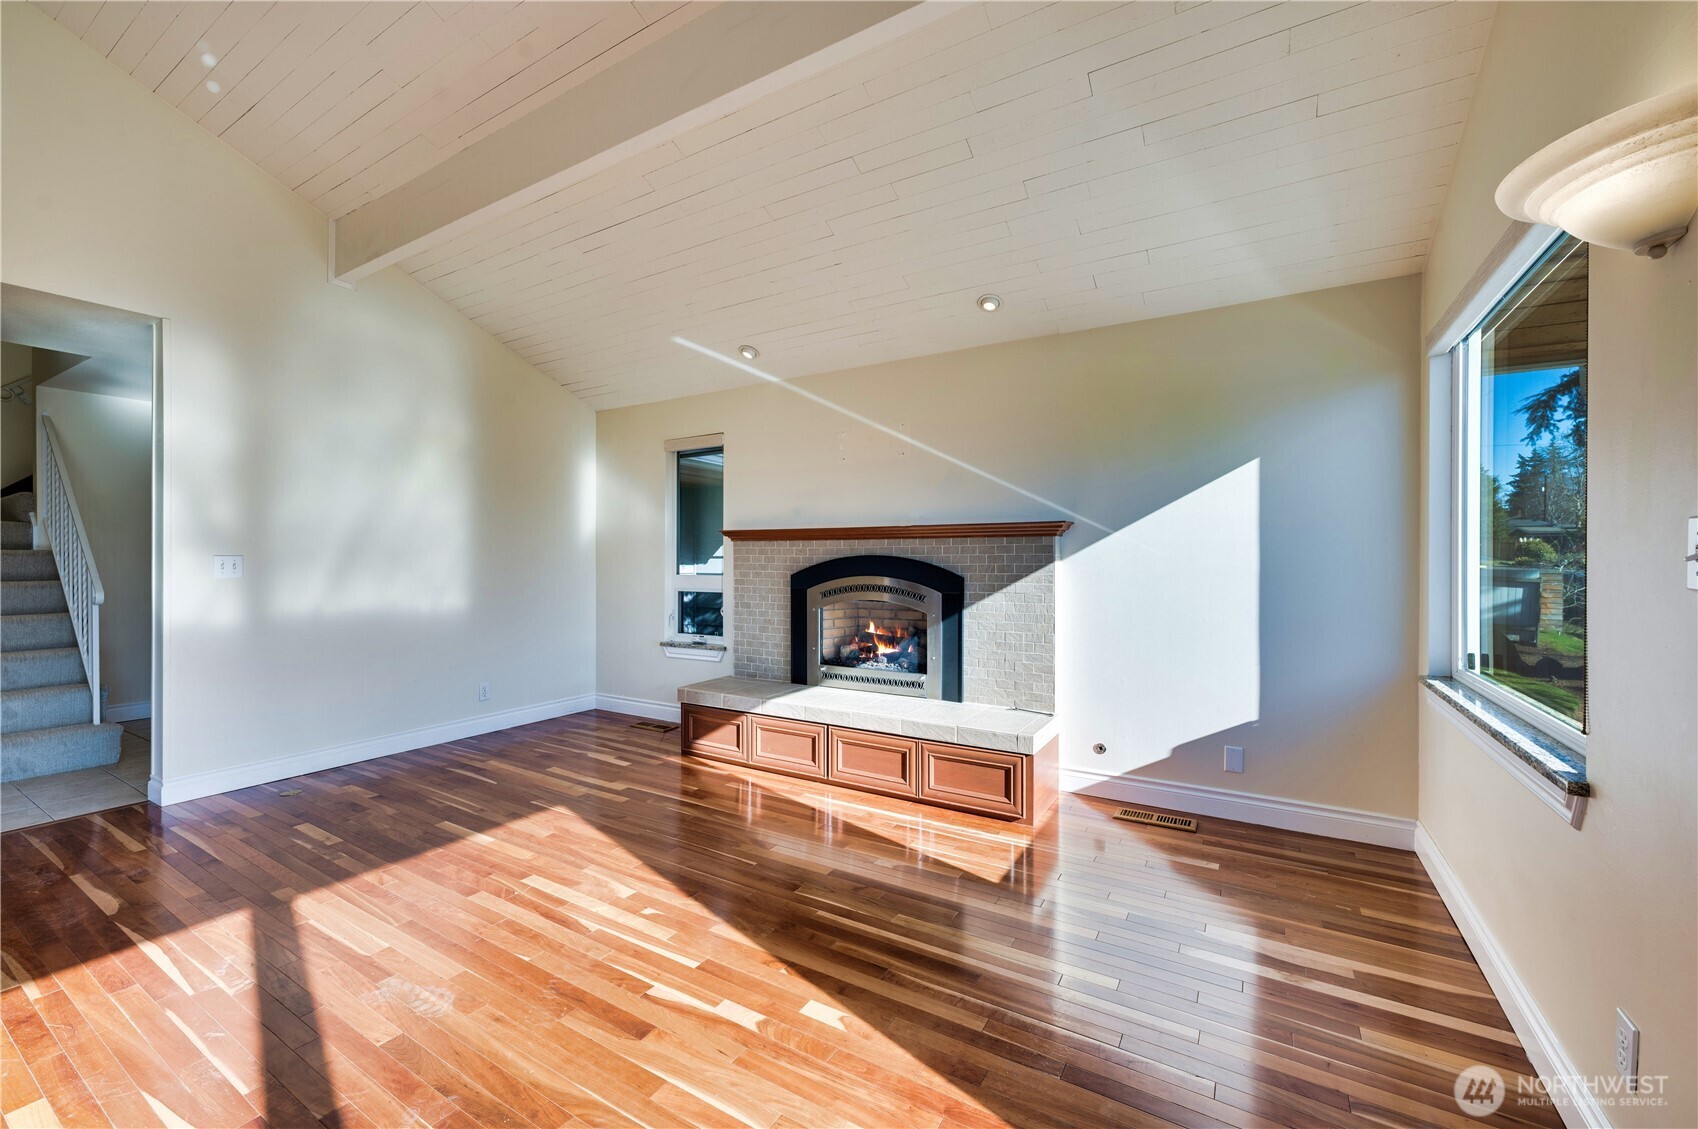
top-left (1486, 365), bottom-right (1577, 479)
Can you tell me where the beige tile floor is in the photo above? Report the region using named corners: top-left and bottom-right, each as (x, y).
top-left (2, 718), bottom-right (151, 831)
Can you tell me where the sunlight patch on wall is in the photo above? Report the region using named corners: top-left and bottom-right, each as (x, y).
top-left (1059, 460), bottom-right (1261, 775)
top-left (266, 333), bottom-right (471, 619)
top-left (166, 333), bottom-right (249, 633)
top-left (573, 434), bottom-right (598, 544)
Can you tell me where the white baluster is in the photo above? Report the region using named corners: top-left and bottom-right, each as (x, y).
top-left (37, 416), bottom-right (104, 724)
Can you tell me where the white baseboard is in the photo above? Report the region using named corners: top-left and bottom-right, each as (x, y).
top-left (103, 700), bottom-right (151, 723)
top-left (593, 694), bottom-right (681, 723)
top-left (1060, 768), bottom-right (1416, 850)
top-left (155, 694), bottom-right (597, 806)
top-left (1415, 825), bottom-right (1604, 1129)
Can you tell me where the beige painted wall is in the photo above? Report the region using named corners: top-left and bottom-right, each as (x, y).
top-left (2, 5), bottom-right (598, 785)
top-left (1, 342), bottom-right (35, 488)
top-left (35, 387), bottom-right (151, 710)
top-left (1418, 4), bottom-right (1698, 1125)
top-left (599, 275), bottom-right (1423, 818)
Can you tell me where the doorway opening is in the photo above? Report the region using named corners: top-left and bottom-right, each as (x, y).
top-left (1, 284), bottom-right (162, 828)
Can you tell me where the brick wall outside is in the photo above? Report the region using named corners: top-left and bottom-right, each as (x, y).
top-left (1539, 569), bottom-right (1567, 636)
top-left (728, 536), bottom-right (1058, 712)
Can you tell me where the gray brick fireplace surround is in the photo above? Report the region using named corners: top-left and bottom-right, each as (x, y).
top-left (727, 535), bottom-right (1059, 712)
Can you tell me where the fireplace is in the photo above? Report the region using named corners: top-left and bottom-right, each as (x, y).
top-left (791, 555), bottom-right (963, 700)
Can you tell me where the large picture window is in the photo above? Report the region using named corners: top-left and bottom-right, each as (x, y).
top-left (666, 439), bottom-right (724, 641)
top-left (1455, 233), bottom-right (1587, 739)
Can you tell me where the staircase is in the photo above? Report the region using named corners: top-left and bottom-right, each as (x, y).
top-left (0, 491), bottom-right (122, 782)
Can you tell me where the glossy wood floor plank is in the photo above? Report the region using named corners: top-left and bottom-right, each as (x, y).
top-left (2, 710), bottom-right (1561, 1128)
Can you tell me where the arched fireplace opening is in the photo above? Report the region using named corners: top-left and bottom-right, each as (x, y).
top-left (789, 555), bottom-right (964, 701)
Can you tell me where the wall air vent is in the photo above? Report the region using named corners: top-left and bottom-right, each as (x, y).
top-left (1113, 807), bottom-right (1198, 833)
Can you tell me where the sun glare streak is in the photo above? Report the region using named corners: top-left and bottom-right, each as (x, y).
top-left (671, 336), bottom-right (1112, 534)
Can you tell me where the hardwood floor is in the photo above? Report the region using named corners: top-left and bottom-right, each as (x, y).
top-left (1, 710), bottom-right (1560, 1128)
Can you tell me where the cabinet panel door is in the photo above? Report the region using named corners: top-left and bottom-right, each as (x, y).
top-left (749, 715), bottom-right (827, 778)
top-left (682, 706), bottom-right (746, 763)
top-left (829, 728), bottom-right (918, 798)
top-left (919, 743), bottom-right (1025, 819)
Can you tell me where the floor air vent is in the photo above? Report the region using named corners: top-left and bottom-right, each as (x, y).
top-left (630, 721), bottom-right (679, 734)
top-left (1113, 807), bottom-right (1198, 833)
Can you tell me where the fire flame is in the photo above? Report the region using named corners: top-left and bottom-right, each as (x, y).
top-left (867, 619), bottom-right (907, 655)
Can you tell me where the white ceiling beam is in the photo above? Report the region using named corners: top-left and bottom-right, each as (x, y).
top-left (332, 1), bottom-right (956, 282)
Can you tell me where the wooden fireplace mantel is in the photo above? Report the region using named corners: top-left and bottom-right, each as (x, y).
top-left (721, 521), bottom-right (1072, 541)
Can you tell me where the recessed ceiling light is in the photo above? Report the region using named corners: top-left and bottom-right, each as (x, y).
top-left (205, 80), bottom-right (221, 94)
top-left (738, 345), bottom-right (759, 361)
top-left (977, 294), bottom-right (1001, 312)
top-left (200, 52), bottom-right (217, 67)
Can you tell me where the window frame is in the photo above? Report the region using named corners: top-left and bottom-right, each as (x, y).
top-left (663, 434), bottom-right (726, 646)
top-left (1440, 228), bottom-right (1588, 755)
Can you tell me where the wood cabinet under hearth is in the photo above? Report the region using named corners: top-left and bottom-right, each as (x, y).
top-left (680, 704), bottom-right (1057, 826)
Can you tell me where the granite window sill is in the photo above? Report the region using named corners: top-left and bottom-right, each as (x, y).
top-left (661, 640), bottom-right (727, 662)
top-left (1422, 677), bottom-right (1590, 827)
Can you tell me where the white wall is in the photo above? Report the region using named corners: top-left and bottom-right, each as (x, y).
top-left (598, 276), bottom-right (1423, 819)
top-left (2, 5), bottom-right (598, 792)
top-left (35, 386), bottom-right (151, 711)
top-left (1418, 4), bottom-right (1698, 1125)
top-left (1, 342), bottom-right (34, 489)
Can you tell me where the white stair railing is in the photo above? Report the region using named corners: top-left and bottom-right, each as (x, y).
top-left (37, 415), bottom-right (104, 724)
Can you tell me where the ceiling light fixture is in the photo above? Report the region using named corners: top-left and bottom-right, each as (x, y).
top-left (977, 294), bottom-right (1001, 312)
top-left (738, 345), bottom-right (759, 361)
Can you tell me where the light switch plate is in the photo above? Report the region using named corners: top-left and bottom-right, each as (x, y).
top-left (1686, 517), bottom-right (1697, 591)
top-left (213, 554), bottom-right (244, 579)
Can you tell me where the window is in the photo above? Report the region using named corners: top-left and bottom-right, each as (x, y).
top-left (1454, 233), bottom-right (1587, 741)
top-left (666, 437), bottom-right (724, 642)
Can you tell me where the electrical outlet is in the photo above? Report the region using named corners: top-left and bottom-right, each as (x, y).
top-left (1615, 1008), bottom-right (1640, 1089)
top-left (478, 682), bottom-right (491, 702)
top-left (213, 555), bottom-right (243, 579)
top-left (1224, 745), bottom-right (1245, 773)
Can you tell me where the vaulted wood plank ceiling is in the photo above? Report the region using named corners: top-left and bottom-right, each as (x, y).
top-left (41, 1), bottom-right (1496, 409)
top-left (37, 0), bottom-right (691, 217)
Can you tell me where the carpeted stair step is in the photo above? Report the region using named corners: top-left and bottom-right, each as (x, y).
top-left (1, 613), bottom-right (78, 651)
top-left (1, 549), bottom-right (57, 581)
top-left (2, 682), bottom-right (92, 733)
top-left (2, 647), bottom-right (86, 691)
top-left (0, 581), bottom-right (67, 615)
top-left (0, 521), bottom-right (30, 550)
top-left (0, 493), bottom-right (33, 523)
top-left (0, 721), bottom-right (122, 782)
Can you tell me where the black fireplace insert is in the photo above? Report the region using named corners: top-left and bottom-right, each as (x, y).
top-left (790, 555), bottom-right (963, 701)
